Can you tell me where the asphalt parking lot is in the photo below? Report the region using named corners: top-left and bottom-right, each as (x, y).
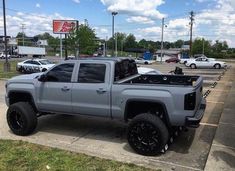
top-left (0, 61), bottom-right (234, 171)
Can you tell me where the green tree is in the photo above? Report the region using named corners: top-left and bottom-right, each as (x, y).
top-left (48, 37), bottom-right (60, 53)
top-left (124, 34), bottom-right (137, 50)
top-left (16, 32), bottom-right (32, 46)
top-left (67, 24), bottom-right (97, 55)
top-left (192, 38), bottom-right (211, 56)
top-left (174, 40), bottom-right (184, 48)
top-left (116, 32), bottom-right (126, 51)
top-left (34, 32), bottom-right (52, 40)
top-left (138, 39), bottom-right (148, 49)
top-left (212, 40), bottom-right (228, 53)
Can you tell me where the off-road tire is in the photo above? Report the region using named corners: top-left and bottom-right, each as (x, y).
top-left (127, 113), bottom-right (169, 156)
top-left (7, 102), bottom-right (37, 136)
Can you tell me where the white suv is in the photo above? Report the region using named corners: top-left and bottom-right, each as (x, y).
top-left (17, 59), bottom-right (55, 73)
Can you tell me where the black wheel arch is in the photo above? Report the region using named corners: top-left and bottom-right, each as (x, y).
top-left (8, 91), bottom-right (38, 112)
top-left (124, 99), bottom-right (171, 128)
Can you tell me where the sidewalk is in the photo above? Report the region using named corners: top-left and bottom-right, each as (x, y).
top-left (205, 67), bottom-right (235, 171)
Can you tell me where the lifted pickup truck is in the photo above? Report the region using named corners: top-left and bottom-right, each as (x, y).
top-left (5, 57), bottom-right (206, 156)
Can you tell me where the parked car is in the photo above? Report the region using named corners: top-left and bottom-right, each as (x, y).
top-left (0, 53), bottom-right (11, 59)
top-left (180, 55), bottom-right (215, 65)
top-left (6, 57), bottom-right (206, 156)
top-left (185, 57), bottom-right (226, 69)
top-left (68, 55), bottom-right (75, 60)
top-left (16, 59), bottom-right (55, 73)
top-left (135, 58), bottom-right (155, 65)
top-left (165, 57), bottom-right (180, 63)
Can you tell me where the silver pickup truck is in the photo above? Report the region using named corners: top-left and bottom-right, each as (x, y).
top-left (5, 57), bottom-right (206, 156)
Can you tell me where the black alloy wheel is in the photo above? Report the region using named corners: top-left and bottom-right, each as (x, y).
top-left (127, 114), bottom-right (169, 156)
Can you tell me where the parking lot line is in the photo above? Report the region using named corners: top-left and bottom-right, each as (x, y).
top-left (207, 100), bottom-right (225, 104)
top-left (200, 123), bottom-right (218, 127)
top-left (148, 158), bottom-right (203, 171)
top-left (212, 143), bottom-right (235, 151)
top-left (219, 122), bottom-right (235, 127)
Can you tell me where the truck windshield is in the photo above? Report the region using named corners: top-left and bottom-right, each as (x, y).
top-left (114, 59), bottom-right (138, 81)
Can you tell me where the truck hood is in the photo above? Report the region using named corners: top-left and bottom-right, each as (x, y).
top-left (8, 73), bottom-right (43, 82)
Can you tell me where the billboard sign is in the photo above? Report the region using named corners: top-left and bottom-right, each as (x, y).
top-left (53, 20), bottom-right (78, 34)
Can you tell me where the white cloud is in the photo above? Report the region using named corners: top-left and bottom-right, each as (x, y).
top-left (126, 16), bottom-right (154, 24)
top-left (93, 27), bottom-right (109, 39)
top-left (194, 0), bottom-right (235, 47)
top-left (73, 0), bottom-right (80, 4)
top-left (1, 12), bottom-right (75, 37)
top-left (130, 0), bottom-right (234, 47)
top-left (100, 0), bottom-right (166, 24)
top-left (36, 3), bottom-right (40, 8)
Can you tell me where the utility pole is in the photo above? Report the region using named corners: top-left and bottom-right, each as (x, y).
top-left (3, 0), bottom-right (10, 72)
top-left (111, 12), bottom-right (118, 57)
top-left (21, 24), bottom-right (26, 46)
top-left (189, 11), bottom-right (194, 57)
top-left (160, 18), bottom-right (164, 63)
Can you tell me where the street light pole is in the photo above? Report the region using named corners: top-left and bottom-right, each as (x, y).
top-left (115, 33), bottom-right (118, 57)
top-left (3, 0), bottom-right (10, 72)
top-left (112, 12), bottom-right (118, 57)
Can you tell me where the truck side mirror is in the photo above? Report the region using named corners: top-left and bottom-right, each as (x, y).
top-left (38, 74), bottom-right (47, 82)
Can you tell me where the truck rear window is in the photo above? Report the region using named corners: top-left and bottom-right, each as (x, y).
top-left (114, 60), bottom-right (138, 81)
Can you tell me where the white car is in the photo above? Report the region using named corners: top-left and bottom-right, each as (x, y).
top-left (17, 59), bottom-right (55, 73)
top-left (137, 67), bottom-right (162, 75)
top-left (0, 53), bottom-right (11, 59)
top-left (135, 58), bottom-right (155, 65)
top-left (185, 57), bottom-right (226, 69)
top-left (180, 55), bottom-right (215, 64)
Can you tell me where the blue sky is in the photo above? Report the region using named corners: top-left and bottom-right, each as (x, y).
top-left (2, 0), bottom-right (235, 47)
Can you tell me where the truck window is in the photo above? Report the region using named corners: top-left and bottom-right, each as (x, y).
top-left (78, 63), bottom-right (106, 83)
top-left (114, 60), bottom-right (137, 81)
top-left (46, 63), bottom-right (74, 82)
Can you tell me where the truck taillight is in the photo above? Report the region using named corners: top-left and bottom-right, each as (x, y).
top-left (184, 92), bottom-right (196, 110)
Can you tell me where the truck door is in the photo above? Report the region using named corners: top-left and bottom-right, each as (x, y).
top-left (36, 63), bottom-right (74, 113)
top-left (72, 62), bottom-right (111, 117)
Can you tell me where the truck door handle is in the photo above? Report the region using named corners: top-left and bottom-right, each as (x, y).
top-left (61, 86), bottom-right (70, 92)
top-left (96, 88), bottom-right (107, 94)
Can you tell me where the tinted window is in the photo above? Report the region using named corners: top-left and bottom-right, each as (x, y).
top-left (78, 63), bottom-right (106, 83)
top-left (24, 60), bottom-right (33, 64)
top-left (39, 60), bottom-right (51, 65)
top-left (24, 60), bottom-right (40, 65)
top-left (31, 61), bottom-right (40, 65)
top-left (46, 63), bottom-right (74, 82)
top-left (114, 60), bottom-right (137, 81)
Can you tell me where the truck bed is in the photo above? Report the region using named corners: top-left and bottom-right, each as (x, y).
top-left (118, 74), bottom-right (200, 86)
